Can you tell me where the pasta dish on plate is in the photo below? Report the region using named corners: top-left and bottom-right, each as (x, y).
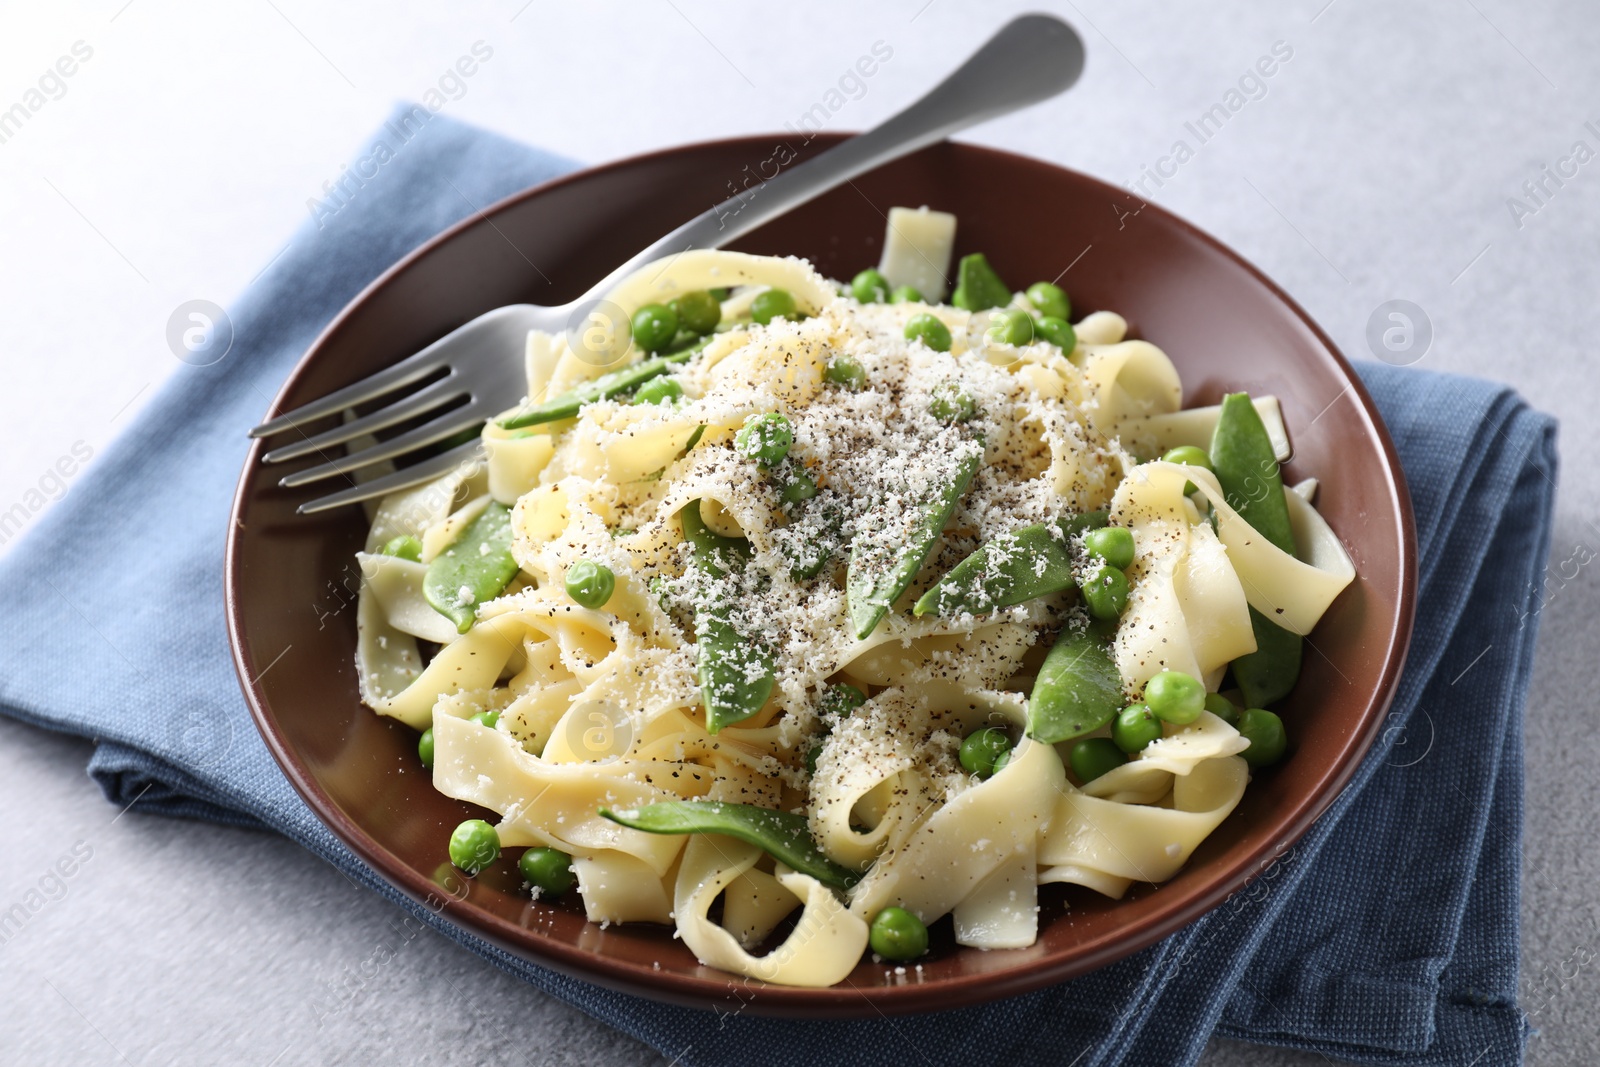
top-left (350, 208), bottom-right (1355, 987)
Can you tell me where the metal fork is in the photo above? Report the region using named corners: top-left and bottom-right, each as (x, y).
top-left (251, 14), bottom-right (1085, 514)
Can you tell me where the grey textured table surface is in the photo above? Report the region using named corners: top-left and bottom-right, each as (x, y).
top-left (2, 1), bottom-right (1596, 1064)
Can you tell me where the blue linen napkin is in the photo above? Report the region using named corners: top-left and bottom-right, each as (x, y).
top-left (0, 108), bottom-right (1554, 1067)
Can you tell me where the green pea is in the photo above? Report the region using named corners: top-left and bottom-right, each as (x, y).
top-left (958, 727), bottom-right (1011, 778)
top-left (1080, 563), bottom-right (1130, 619)
top-left (819, 683), bottom-right (867, 718)
top-left (418, 727), bottom-right (435, 769)
top-left (1084, 526), bottom-right (1135, 570)
top-left (1162, 445), bottom-right (1212, 471)
top-left (735, 413), bottom-right (794, 467)
top-left (1034, 315), bottom-right (1077, 352)
top-left (751, 288), bottom-right (798, 325)
top-left (869, 906), bottom-right (929, 961)
top-left (1162, 445), bottom-right (1212, 496)
top-left (448, 819), bottom-right (500, 875)
top-left (669, 291), bottom-right (721, 336)
top-left (990, 748), bottom-right (1012, 775)
top-left (631, 303), bottom-right (679, 353)
top-left (381, 535), bottom-right (423, 562)
top-left (470, 709), bottom-right (500, 729)
top-left (632, 376), bottom-right (683, 405)
top-left (1025, 282), bottom-right (1071, 321)
top-left (707, 287), bottom-right (730, 301)
top-left (851, 269), bottom-right (890, 304)
top-left (930, 382), bottom-right (975, 423)
top-left (1204, 692), bottom-right (1241, 726)
top-left (565, 559), bottom-right (615, 608)
top-left (519, 846), bottom-right (576, 896)
top-left (889, 285), bottom-right (923, 304)
top-left (1145, 670), bottom-right (1206, 725)
top-left (1069, 737), bottom-right (1126, 783)
top-left (986, 308), bottom-right (1034, 346)
top-left (824, 355), bottom-right (867, 390)
top-left (780, 469), bottom-right (818, 504)
top-left (1238, 707), bottom-right (1287, 767)
top-left (904, 313), bottom-right (952, 353)
top-left (1111, 703), bottom-right (1162, 753)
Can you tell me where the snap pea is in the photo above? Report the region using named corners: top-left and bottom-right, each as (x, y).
top-left (1210, 392), bottom-right (1302, 708)
top-left (847, 444), bottom-right (983, 639)
top-left (1027, 625), bottom-right (1123, 743)
top-left (681, 501), bottom-right (774, 732)
top-left (781, 497), bottom-right (847, 581)
top-left (422, 502), bottom-right (518, 633)
top-left (913, 511), bottom-right (1109, 617)
top-left (600, 800), bottom-right (860, 890)
top-left (498, 348), bottom-right (696, 430)
top-left (681, 498), bottom-right (752, 575)
top-left (951, 253), bottom-right (1012, 311)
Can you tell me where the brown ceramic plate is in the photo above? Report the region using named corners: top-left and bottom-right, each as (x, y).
top-left (226, 135), bottom-right (1415, 1017)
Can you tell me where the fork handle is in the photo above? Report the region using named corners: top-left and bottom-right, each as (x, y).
top-left (572, 14), bottom-right (1085, 304)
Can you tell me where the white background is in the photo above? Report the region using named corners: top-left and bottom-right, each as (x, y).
top-left (1, 1), bottom-right (1596, 1064)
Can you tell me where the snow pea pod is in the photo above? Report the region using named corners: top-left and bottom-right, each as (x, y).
top-left (847, 444), bottom-right (983, 639)
top-left (600, 800), bottom-right (860, 889)
top-left (1026, 625), bottom-right (1123, 744)
top-left (951, 253), bottom-right (1012, 312)
top-left (1210, 392), bottom-right (1302, 708)
top-left (498, 344), bottom-right (700, 430)
top-left (680, 501), bottom-right (774, 733)
top-left (422, 502), bottom-right (518, 634)
top-left (913, 511), bottom-right (1110, 618)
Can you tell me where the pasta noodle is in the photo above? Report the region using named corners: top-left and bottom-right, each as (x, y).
top-left (350, 224), bottom-right (1355, 987)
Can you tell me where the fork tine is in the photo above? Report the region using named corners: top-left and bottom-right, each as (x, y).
top-left (261, 378), bottom-right (466, 464)
top-left (278, 405), bottom-right (486, 488)
top-left (250, 346), bottom-right (451, 439)
top-left (294, 440), bottom-right (484, 515)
